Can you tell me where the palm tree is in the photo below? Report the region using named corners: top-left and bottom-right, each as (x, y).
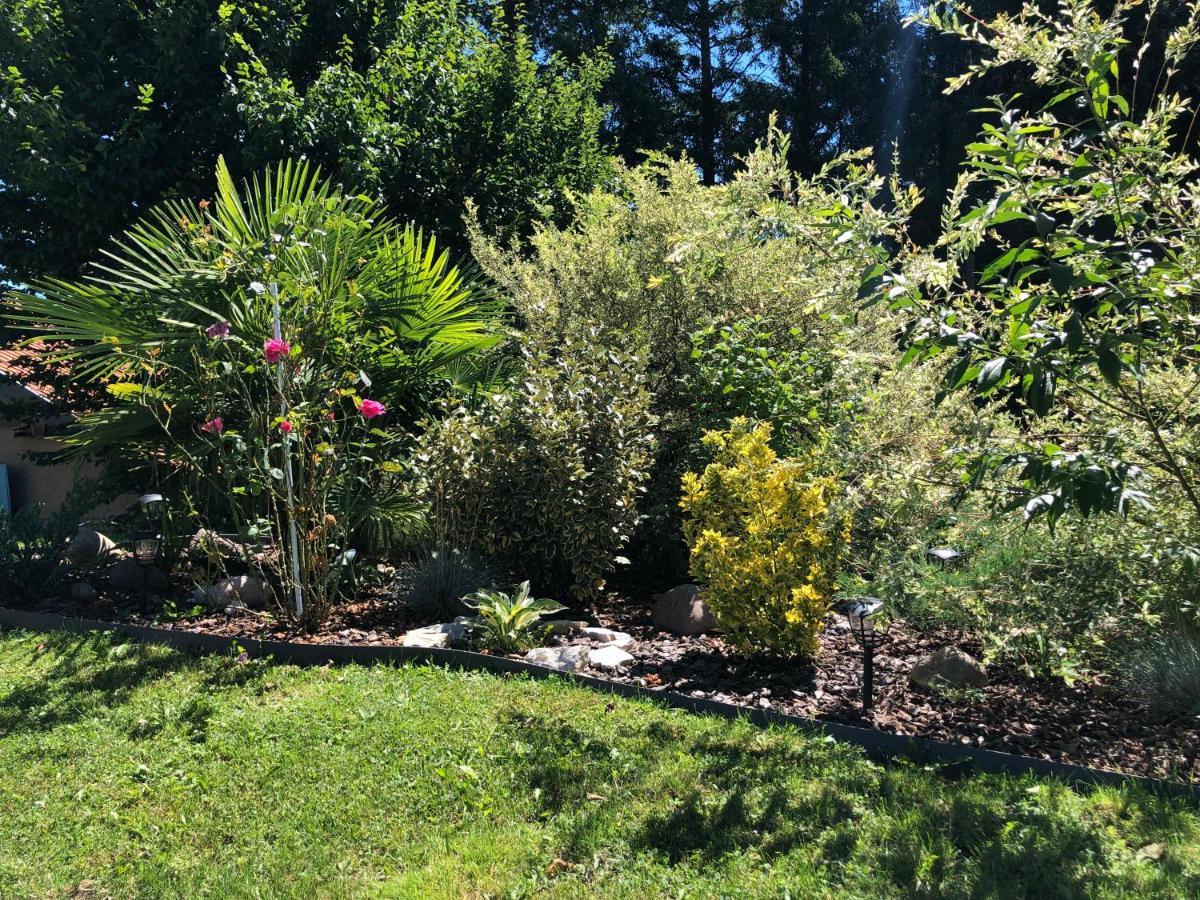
top-left (5, 157), bottom-right (503, 626)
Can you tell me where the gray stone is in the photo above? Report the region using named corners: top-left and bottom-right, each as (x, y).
top-left (204, 576), bottom-right (272, 609)
top-left (185, 529), bottom-right (245, 563)
top-left (403, 622), bottom-right (466, 648)
top-left (524, 645), bottom-right (590, 672)
top-left (65, 528), bottom-right (120, 565)
top-left (545, 619), bottom-right (588, 635)
top-left (108, 557), bottom-right (168, 594)
top-left (580, 626), bottom-right (634, 648)
top-left (589, 645), bottom-right (635, 670)
top-left (909, 647), bottom-right (988, 690)
top-left (69, 581), bottom-right (98, 602)
top-left (652, 584), bottom-right (716, 635)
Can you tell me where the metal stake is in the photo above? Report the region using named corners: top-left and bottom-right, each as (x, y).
top-left (272, 284), bottom-right (304, 622)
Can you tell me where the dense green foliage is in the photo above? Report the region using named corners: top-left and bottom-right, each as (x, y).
top-left (2, 629), bottom-right (1198, 897)
top-left (871, 0), bottom-right (1200, 631)
top-left (0, 0), bottom-right (608, 284)
top-left (5, 158), bottom-right (500, 625)
top-left (417, 329), bottom-right (657, 601)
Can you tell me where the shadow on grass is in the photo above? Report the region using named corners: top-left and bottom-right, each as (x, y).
top-left (500, 709), bottom-right (1178, 897)
top-left (0, 630), bottom-right (255, 737)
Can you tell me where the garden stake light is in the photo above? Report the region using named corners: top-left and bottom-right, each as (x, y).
top-left (925, 547), bottom-right (963, 570)
top-left (836, 597), bottom-right (891, 716)
top-left (131, 493), bottom-right (166, 608)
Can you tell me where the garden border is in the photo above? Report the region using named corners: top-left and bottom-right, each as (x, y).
top-left (2, 605), bottom-right (1196, 801)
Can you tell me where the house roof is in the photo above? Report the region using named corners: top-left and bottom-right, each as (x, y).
top-left (0, 341), bottom-right (57, 401)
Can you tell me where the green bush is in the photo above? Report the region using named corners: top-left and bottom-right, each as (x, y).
top-left (416, 328), bottom-right (657, 601)
top-left (471, 129), bottom-right (913, 572)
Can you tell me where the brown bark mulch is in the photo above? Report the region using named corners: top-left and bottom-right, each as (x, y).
top-left (22, 586), bottom-right (1199, 783)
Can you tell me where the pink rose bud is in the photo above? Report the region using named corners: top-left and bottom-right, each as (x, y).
top-left (206, 321), bottom-right (230, 339)
top-left (200, 417), bottom-right (224, 434)
top-left (279, 420), bottom-right (294, 434)
top-left (358, 399), bottom-right (386, 419)
top-left (263, 338), bottom-right (291, 364)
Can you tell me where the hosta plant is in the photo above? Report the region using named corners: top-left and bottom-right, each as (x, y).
top-left (5, 158), bottom-right (500, 627)
top-left (463, 582), bottom-right (566, 653)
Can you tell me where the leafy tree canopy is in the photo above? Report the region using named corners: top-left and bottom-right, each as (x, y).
top-left (0, 0), bottom-right (610, 284)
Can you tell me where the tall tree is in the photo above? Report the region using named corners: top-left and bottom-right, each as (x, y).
top-left (0, 0), bottom-right (609, 284)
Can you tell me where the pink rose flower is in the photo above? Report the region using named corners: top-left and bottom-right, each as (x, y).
top-left (200, 417), bottom-right (224, 434)
top-left (358, 399), bottom-right (386, 419)
top-left (263, 338), bottom-right (291, 364)
top-left (206, 321), bottom-right (229, 339)
top-left (279, 420), bottom-right (294, 434)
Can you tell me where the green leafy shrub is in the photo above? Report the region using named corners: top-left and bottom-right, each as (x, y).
top-left (471, 130), bottom-right (911, 571)
top-left (6, 158), bottom-right (500, 627)
top-left (416, 328), bottom-right (657, 601)
top-left (872, 0), bottom-right (1200, 549)
top-left (464, 581), bottom-right (565, 653)
top-left (680, 419), bottom-right (849, 658)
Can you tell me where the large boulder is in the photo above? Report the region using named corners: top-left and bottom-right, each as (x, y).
top-left (652, 584), bottom-right (716, 636)
top-left (108, 557), bottom-right (168, 594)
top-left (65, 529), bottom-right (120, 565)
top-left (909, 647), bottom-right (988, 691)
top-left (524, 645), bottom-right (590, 673)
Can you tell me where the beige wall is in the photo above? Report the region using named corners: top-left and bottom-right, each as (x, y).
top-left (0, 384), bottom-right (134, 520)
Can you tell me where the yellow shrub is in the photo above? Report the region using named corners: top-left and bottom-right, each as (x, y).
top-left (680, 419), bottom-right (849, 657)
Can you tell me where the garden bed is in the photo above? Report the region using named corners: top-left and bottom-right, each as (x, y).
top-left (19, 586), bottom-right (1200, 784)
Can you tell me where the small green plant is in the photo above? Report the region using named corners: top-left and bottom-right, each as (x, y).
top-left (403, 549), bottom-right (496, 620)
top-left (463, 582), bottom-right (565, 653)
top-left (1123, 635), bottom-right (1200, 717)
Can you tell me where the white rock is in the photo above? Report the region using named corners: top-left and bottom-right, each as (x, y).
top-left (589, 645), bottom-right (635, 670)
top-left (524, 645), bottom-right (590, 672)
top-left (403, 622), bottom-right (466, 648)
top-left (580, 627), bottom-right (634, 648)
top-left (403, 629), bottom-right (450, 648)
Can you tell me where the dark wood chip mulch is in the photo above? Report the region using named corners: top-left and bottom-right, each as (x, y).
top-left (25, 586), bottom-right (1200, 783)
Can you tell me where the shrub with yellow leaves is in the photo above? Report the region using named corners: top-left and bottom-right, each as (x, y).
top-left (680, 418), bottom-right (849, 658)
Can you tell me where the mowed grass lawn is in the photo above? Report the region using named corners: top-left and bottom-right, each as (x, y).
top-left (0, 629), bottom-right (1197, 898)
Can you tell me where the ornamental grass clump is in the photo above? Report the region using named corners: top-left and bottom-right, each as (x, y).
top-left (680, 419), bottom-right (849, 658)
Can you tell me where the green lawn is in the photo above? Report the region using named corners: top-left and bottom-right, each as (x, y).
top-left (0, 630), bottom-right (1197, 898)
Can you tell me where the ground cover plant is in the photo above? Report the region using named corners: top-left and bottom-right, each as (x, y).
top-left (1, 627), bottom-right (1199, 898)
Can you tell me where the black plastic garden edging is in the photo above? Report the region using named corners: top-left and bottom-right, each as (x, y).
top-left (1, 605), bottom-right (1196, 801)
